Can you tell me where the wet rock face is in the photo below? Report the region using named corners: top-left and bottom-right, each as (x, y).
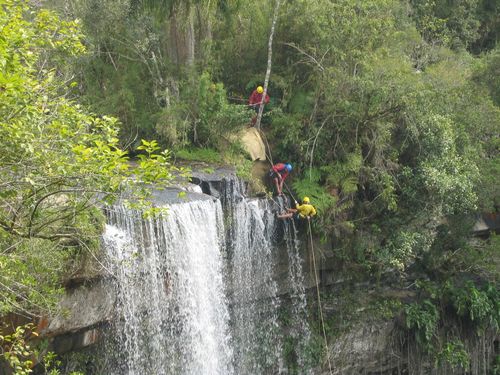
top-left (46, 281), bottom-right (114, 337)
top-left (190, 167), bottom-right (246, 201)
top-left (326, 321), bottom-right (401, 375)
top-left (51, 328), bottom-right (102, 354)
top-left (41, 280), bottom-right (114, 355)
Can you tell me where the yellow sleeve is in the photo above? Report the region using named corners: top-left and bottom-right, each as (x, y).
top-left (296, 203), bottom-right (301, 210)
top-left (311, 205), bottom-right (317, 216)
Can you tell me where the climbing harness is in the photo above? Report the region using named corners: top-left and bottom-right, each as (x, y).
top-left (257, 128), bottom-right (299, 204)
top-left (258, 129), bottom-right (289, 197)
top-left (308, 220), bottom-right (334, 375)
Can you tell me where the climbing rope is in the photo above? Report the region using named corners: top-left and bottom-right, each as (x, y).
top-left (268, 194), bottom-right (285, 211)
top-left (257, 128), bottom-right (288, 208)
top-left (308, 219), bottom-right (334, 375)
top-left (256, 128), bottom-right (300, 206)
top-left (257, 127), bottom-right (275, 166)
top-left (257, 127), bottom-right (297, 208)
top-left (255, 121), bottom-right (331, 371)
top-left (282, 180), bottom-right (298, 203)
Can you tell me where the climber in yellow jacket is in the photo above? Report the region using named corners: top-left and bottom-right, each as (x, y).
top-left (277, 197), bottom-right (317, 220)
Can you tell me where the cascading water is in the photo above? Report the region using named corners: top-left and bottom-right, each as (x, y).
top-left (100, 177), bottom-right (313, 374)
top-left (223, 178), bottom-right (313, 374)
top-left (226, 195), bottom-right (285, 374)
top-left (283, 221), bottom-right (313, 372)
top-left (103, 199), bottom-right (233, 375)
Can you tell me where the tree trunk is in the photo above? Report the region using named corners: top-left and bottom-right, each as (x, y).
top-left (168, 7), bottom-right (180, 65)
top-left (255, 0), bottom-right (281, 131)
top-left (185, 5), bottom-right (195, 66)
top-left (196, 1), bottom-right (213, 64)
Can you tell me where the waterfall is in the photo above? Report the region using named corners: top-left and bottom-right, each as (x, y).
top-left (283, 221), bottom-right (313, 372)
top-left (100, 178), bottom-right (313, 374)
top-left (223, 178), bottom-right (312, 374)
top-left (103, 200), bottom-right (233, 375)
top-left (226, 196), bottom-right (285, 374)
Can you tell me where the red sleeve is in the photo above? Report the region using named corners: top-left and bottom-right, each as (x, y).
top-left (249, 91), bottom-right (258, 105)
top-left (273, 163), bottom-right (284, 173)
top-left (282, 171), bottom-right (289, 180)
top-left (265, 93), bottom-right (270, 104)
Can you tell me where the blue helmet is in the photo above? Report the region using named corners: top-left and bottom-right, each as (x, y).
top-left (285, 163), bottom-right (292, 172)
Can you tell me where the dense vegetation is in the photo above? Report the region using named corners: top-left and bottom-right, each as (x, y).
top-left (1, 0), bottom-right (498, 373)
top-left (0, 1), bottom-right (178, 373)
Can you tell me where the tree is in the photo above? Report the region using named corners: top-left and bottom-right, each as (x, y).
top-left (0, 0), bottom-right (177, 319)
top-left (255, 0), bottom-right (281, 130)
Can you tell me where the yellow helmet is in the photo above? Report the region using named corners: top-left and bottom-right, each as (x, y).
top-left (303, 196), bottom-right (310, 203)
top-left (257, 86), bottom-right (264, 94)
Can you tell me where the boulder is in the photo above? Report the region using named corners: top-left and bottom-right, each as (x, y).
top-left (239, 127), bottom-right (266, 161)
top-left (44, 281), bottom-right (115, 337)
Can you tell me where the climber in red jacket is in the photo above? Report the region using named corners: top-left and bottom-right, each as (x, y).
top-left (248, 86), bottom-right (270, 125)
top-left (269, 162), bottom-right (292, 195)
top-left (249, 85), bottom-right (270, 112)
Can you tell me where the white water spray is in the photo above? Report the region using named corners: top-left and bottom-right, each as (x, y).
top-left (100, 178), bottom-right (314, 374)
top-left (103, 200), bottom-right (233, 375)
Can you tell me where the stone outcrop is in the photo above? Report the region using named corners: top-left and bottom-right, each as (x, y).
top-left (46, 281), bottom-right (114, 337)
top-left (39, 169), bottom-right (395, 365)
top-left (325, 320), bottom-right (401, 375)
top-left (239, 127), bottom-right (267, 161)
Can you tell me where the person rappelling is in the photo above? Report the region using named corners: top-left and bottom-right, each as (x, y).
top-left (278, 196), bottom-right (317, 221)
top-left (269, 162), bottom-right (292, 195)
top-left (248, 85), bottom-right (270, 125)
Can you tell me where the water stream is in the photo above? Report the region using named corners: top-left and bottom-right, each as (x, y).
top-left (103, 200), bottom-right (233, 375)
top-left (101, 180), bottom-right (312, 374)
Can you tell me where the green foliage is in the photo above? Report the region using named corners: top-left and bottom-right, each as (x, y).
top-left (403, 278), bottom-right (499, 368)
top-left (136, 139), bottom-right (178, 184)
top-left (494, 355), bottom-right (500, 375)
top-left (19, 0), bottom-right (500, 370)
top-left (405, 300), bottom-right (439, 350)
top-left (320, 151), bottom-right (362, 195)
top-left (410, 0), bottom-right (481, 49)
top-left (292, 169), bottom-right (338, 234)
top-left (175, 148), bottom-right (222, 164)
top-left (435, 339), bottom-right (470, 369)
top-left (0, 327), bottom-right (84, 375)
top-left (409, 0), bottom-right (500, 53)
top-left (412, 114), bottom-right (479, 214)
top-left (377, 231), bottom-right (432, 272)
top-left (0, 239), bottom-right (66, 316)
top-left (447, 280), bottom-right (499, 331)
top-left (0, 0), bottom-right (177, 322)
top-left (367, 298), bottom-right (403, 320)
top-left (156, 72), bottom-right (252, 150)
top-left (0, 324), bottom-right (36, 375)
top-left (42, 351), bottom-right (83, 375)
top-left (292, 169), bottom-right (338, 213)
top-left (232, 155), bottom-right (254, 182)
top-left (478, 48), bottom-right (500, 104)
top-left (45, 0), bottom-right (498, 278)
